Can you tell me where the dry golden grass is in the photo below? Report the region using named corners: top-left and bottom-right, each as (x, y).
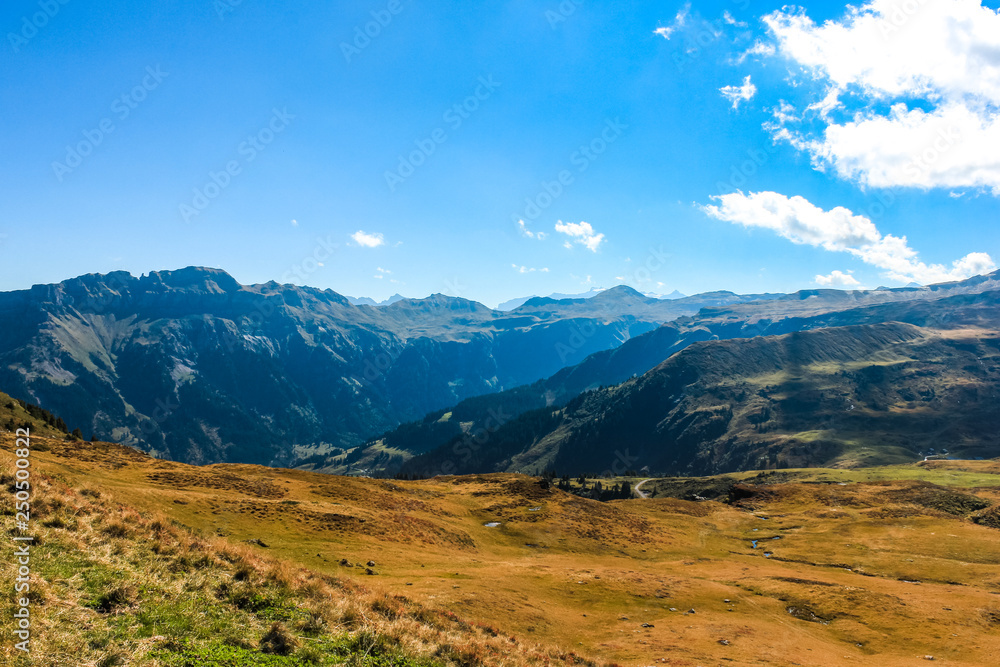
top-left (4, 432), bottom-right (1000, 665)
top-left (0, 437), bottom-right (615, 666)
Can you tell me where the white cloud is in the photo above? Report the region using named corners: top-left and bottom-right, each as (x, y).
top-left (806, 86), bottom-right (843, 119)
top-left (815, 270), bottom-right (861, 286)
top-left (517, 219), bottom-right (547, 240)
top-left (763, 1), bottom-right (1000, 104)
top-left (702, 190), bottom-right (996, 284)
top-left (511, 264), bottom-right (549, 274)
top-left (351, 230), bottom-right (385, 248)
top-left (771, 100), bottom-right (800, 125)
top-left (722, 10), bottom-right (746, 27)
top-left (291, 219), bottom-right (298, 227)
top-left (654, 4), bottom-right (689, 40)
top-left (720, 75), bottom-right (757, 109)
top-left (761, 0), bottom-right (1000, 194)
top-left (374, 267), bottom-right (401, 283)
top-left (737, 40), bottom-right (775, 63)
top-left (809, 103), bottom-right (1000, 192)
top-left (554, 220), bottom-right (606, 252)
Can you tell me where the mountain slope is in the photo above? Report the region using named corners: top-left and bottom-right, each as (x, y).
top-left (400, 320), bottom-right (1000, 477)
top-left (0, 438), bottom-right (608, 666)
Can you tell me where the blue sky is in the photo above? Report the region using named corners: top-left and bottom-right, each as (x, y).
top-left (1, 0), bottom-right (998, 307)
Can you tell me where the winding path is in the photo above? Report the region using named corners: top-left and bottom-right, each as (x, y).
top-left (633, 478), bottom-right (655, 499)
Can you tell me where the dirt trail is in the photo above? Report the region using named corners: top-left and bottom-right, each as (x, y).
top-left (633, 478), bottom-right (655, 498)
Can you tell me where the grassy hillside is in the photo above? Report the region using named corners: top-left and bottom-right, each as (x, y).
top-left (4, 432), bottom-right (1000, 665)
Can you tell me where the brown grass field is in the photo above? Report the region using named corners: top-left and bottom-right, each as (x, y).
top-left (3, 431), bottom-right (1000, 666)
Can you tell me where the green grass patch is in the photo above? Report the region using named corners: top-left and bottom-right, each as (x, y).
top-left (153, 634), bottom-right (444, 666)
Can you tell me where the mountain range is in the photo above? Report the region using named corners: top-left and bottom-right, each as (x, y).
top-left (1, 266), bottom-right (998, 473)
top-left (353, 272), bottom-right (1000, 476)
top-left (496, 287), bottom-right (687, 311)
top-left (0, 267), bottom-right (786, 465)
top-left (345, 293), bottom-right (408, 307)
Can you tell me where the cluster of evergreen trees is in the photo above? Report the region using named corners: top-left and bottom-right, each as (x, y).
top-left (392, 470), bottom-right (638, 502)
top-left (10, 399), bottom-right (69, 432)
top-left (3, 398), bottom-right (88, 440)
top-left (544, 470), bottom-right (635, 501)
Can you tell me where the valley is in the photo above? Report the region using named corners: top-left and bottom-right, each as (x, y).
top-left (3, 268), bottom-right (999, 475)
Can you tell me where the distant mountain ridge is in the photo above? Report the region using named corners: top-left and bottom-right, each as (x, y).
top-left (496, 286), bottom-right (686, 311)
top-left (346, 293), bottom-right (408, 307)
